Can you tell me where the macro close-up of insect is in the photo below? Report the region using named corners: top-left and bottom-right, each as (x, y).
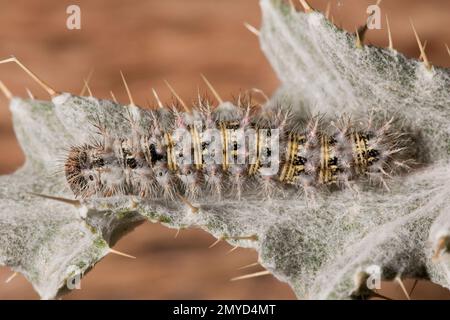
top-left (1, 0), bottom-right (450, 305)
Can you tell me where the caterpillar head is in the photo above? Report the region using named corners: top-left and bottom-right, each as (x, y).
top-left (64, 144), bottom-right (104, 198)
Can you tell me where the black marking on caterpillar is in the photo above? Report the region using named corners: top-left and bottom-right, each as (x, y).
top-left (64, 98), bottom-right (413, 201)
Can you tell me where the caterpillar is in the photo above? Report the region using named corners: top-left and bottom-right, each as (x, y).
top-left (64, 90), bottom-right (412, 201)
top-left (0, 57), bottom-right (413, 203)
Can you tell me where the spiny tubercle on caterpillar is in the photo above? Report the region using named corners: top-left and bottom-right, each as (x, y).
top-left (64, 95), bottom-right (413, 201)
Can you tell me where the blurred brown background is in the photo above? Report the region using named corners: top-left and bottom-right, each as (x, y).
top-left (0, 0), bottom-right (450, 300)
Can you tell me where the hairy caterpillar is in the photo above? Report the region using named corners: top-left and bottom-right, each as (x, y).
top-left (0, 57), bottom-right (415, 204)
top-left (64, 91), bottom-right (412, 201)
